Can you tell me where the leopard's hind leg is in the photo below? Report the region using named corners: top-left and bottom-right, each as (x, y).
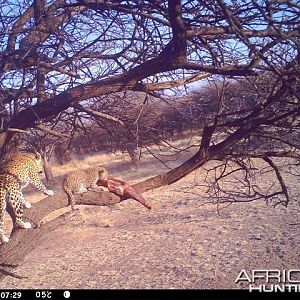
top-left (6, 188), bottom-right (31, 230)
top-left (0, 189), bottom-right (9, 243)
top-left (63, 178), bottom-right (77, 213)
top-left (64, 189), bottom-right (77, 213)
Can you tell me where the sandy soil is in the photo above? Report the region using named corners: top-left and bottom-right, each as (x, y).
top-left (1, 142), bottom-right (300, 289)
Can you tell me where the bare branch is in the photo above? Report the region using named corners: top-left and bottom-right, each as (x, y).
top-left (6, 128), bottom-right (31, 134)
top-left (73, 103), bottom-right (125, 126)
top-left (263, 157), bottom-right (290, 207)
top-left (35, 125), bottom-right (71, 139)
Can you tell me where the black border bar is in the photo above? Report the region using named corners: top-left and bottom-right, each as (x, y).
top-left (1, 289), bottom-right (299, 300)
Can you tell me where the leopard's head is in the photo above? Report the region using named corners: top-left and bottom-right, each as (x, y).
top-left (34, 152), bottom-right (44, 174)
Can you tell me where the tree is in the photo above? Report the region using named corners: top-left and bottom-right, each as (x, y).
top-left (0, 0), bottom-right (299, 277)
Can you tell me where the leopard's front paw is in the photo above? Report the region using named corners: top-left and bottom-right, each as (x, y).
top-left (45, 189), bottom-right (54, 196)
top-left (0, 235), bottom-right (9, 243)
top-left (23, 222), bottom-right (32, 229)
top-left (18, 221), bottom-right (32, 229)
top-left (24, 201), bottom-right (32, 209)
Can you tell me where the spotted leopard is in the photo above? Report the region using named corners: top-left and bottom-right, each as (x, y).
top-left (62, 166), bottom-right (109, 212)
top-left (0, 152), bottom-right (54, 243)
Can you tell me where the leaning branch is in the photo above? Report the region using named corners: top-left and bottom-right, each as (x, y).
top-left (6, 128), bottom-right (31, 134)
top-left (73, 103), bottom-right (125, 126)
top-left (186, 27), bottom-right (300, 39)
top-left (137, 72), bottom-right (211, 91)
top-left (35, 124), bottom-right (71, 139)
top-left (263, 157), bottom-right (290, 207)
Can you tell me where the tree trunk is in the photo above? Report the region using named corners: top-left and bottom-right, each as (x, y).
top-left (127, 148), bottom-right (140, 169)
top-left (39, 147), bottom-right (55, 185)
top-left (43, 158), bottom-right (54, 184)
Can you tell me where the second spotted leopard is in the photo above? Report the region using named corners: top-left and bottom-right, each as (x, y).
top-left (62, 166), bottom-right (109, 212)
top-left (0, 152), bottom-right (54, 243)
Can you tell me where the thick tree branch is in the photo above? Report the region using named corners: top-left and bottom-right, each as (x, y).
top-left (167, 0), bottom-right (187, 60)
top-left (186, 27), bottom-right (300, 39)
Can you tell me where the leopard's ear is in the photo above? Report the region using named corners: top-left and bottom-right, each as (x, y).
top-left (33, 150), bottom-right (42, 161)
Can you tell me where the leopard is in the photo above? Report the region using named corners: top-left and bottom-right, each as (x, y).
top-left (0, 152), bottom-right (54, 243)
top-left (62, 166), bottom-right (109, 212)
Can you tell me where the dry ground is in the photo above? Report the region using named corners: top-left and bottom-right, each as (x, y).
top-left (1, 138), bottom-right (300, 289)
